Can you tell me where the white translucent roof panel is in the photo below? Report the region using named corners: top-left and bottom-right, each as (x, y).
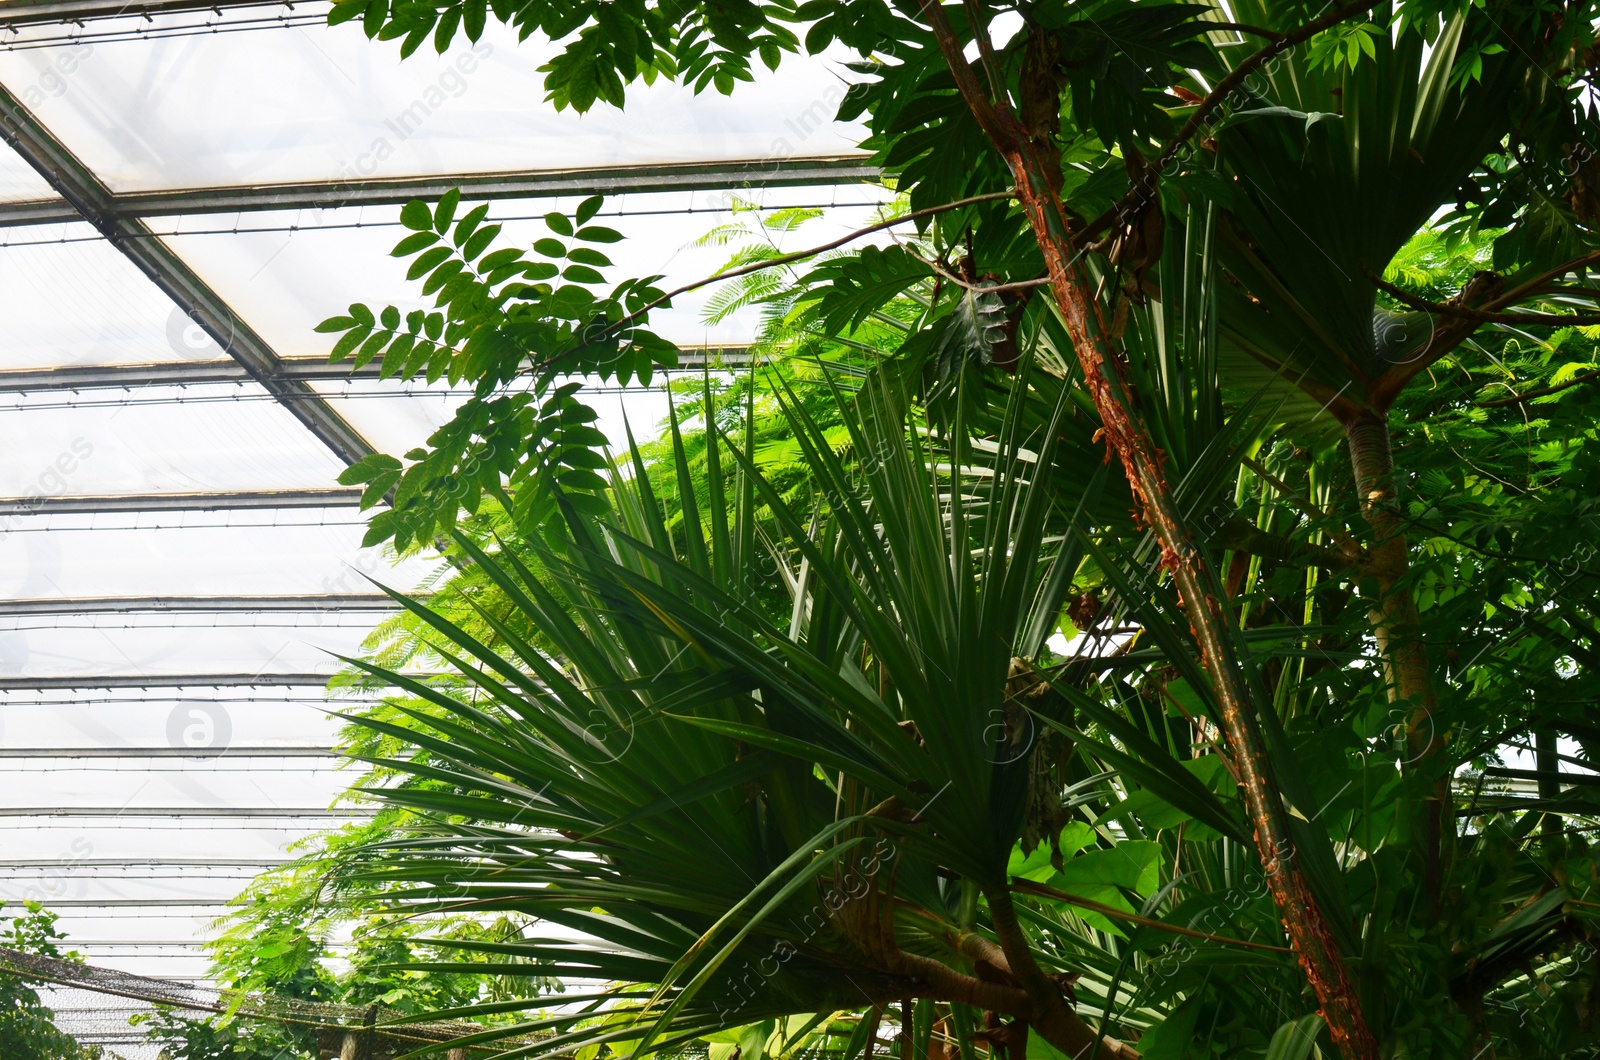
top-left (0, 519), bottom-right (433, 600)
top-left (0, 383), bottom-right (347, 495)
top-left (0, 139), bottom-right (54, 202)
top-left (308, 377), bottom-right (470, 457)
top-left (0, 690), bottom-right (354, 751)
top-left (0, 19), bottom-right (867, 192)
top-left (0, 614), bottom-right (382, 681)
top-left (0, 224), bottom-right (229, 368)
top-left (161, 190), bottom-right (894, 357)
top-left (0, 763), bottom-right (353, 814)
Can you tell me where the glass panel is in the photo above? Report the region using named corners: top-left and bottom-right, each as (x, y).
top-left (0, 383), bottom-right (348, 495)
top-left (0, 692), bottom-right (370, 973)
top-left (0, 225), bottom-right (229, 368)
top-left (0, 613), bottom-right (382, 681)
top-left (0, 689), bottom-right (352, 751)
top-left (163, 191), bottom-right (895, 357)
top-left (0, 140), bottom-right (54, 202)
top-left (0, 518), bottom-right (434, 600)
top-left (0, 18), bottom-right (868, 192)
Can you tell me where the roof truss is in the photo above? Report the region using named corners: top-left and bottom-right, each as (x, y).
top-left (0, 156), bottom-right (879, 227)
top-left (0, 83), bottom-right (374, 464)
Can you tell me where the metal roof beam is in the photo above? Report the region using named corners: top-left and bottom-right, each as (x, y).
top-left (0, 0), bottom-right (294, 28)
top-left (0, 488), bottom-right (365, 516)
top-left (0, 859), bottom-right (286, 867)
top-left (0, 157), bottom-right (880, 227)
top-left (0, 901), bottom-right (240, 911)
top-left (0, 746), bottom-right (334, 758)
top-left (0, 345), bottom-right (752, 393)
top-left (0, 594), bottom-right (402, 616)
top-left (0, 673), bottom-right (343, 690)
top-left (0, 85), bottom-right (373, 465)
top-left (0, 358), bottom-right (372, 391)
top-left (0, 807), bottom-right (370, 818)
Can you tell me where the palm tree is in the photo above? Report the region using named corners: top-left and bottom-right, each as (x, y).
top-left (1204, 0), bottom-right (1600, 920)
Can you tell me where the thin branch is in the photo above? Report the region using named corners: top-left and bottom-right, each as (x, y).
top-left (1073, 0), bottom-right (1388, 250)
top-left (1367, 269), bottom-right (1600, 325)
top-left (1476, 367), bottom-right (1600, 407)
top-left (537, 189), bottom-right (1019, 368)
top-left (1011, 879), bottom-right (1292, 951)
top-left (916, 0), bottom-right (1023, 151)
top-left (905, 247), bottom-right (1051, 295)
top-left (1486, 250), bottom-right (1600, 310)
top-left (1203, 20), bottom-right (1287, 40)
top-left (961, 0), bottom-right (1004, 102)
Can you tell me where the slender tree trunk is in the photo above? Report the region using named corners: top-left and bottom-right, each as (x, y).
top-left (915, 10), bottom-right (1379, 1058)
top-left (1538, 729), bottom-right (1560, 844)
top-left (1344, 411), bottom-right (1446, 913)
top-left (987, 885), bottom-right (1137, 1057)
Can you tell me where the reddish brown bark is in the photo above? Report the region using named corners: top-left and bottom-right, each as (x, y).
top-left (914, 4), bottom-right (1379, 1057)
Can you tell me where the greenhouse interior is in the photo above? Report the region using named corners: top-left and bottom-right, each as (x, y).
top-left (0, 0), bottom-right (1598, 1057)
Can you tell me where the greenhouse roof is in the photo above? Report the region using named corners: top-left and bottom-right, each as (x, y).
top-left (0, 0), bottom-right (887, 985)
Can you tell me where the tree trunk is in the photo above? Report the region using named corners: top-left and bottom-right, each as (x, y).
top-left (915, 10), bottom-right (1379, 1059)
top-left (1344, 411), bottom-right (1446, 913)
top-left (1538, 729), bottom-right (1560, 844)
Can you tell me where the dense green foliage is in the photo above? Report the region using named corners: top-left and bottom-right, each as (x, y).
top-left (283, 0), bottom-right (1600, 1057)
top-left (0, 903), bottom-right (103, 1060)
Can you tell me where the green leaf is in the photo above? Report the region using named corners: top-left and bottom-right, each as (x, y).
top-left (534, 238), bottom-right (567, 258)
top-left (545, 212), bottom-right (574, 237)
top-left (478, 247), bottom-right (524, 272)
top-left (453, 202), bottom-right (491, 248)
top-left (399, 200), bottom-right (433, 232)
top-left (566, 247), bottom-right (613, 267)
top-left (361, 0), bottom-right (387, 37)
top-left (463, 0), bottom-right (487, 39)
top-left (434, 188), bottom-right (462, 235)
top-left (574, 225), bottom-right (623, 243)
top-left (1265, 1015), bottom-right (1324, 1060)
top-left (407, 246), bottom-right (454, 281)
top-left (392, 231), bottom-right (439, 256)
top-left (314, 315), bottom-right (356, 334)
top-left (462, 224), bottom-right (501, 263)
top-left (563, 264), bottom-right (605, 284)
top-left (575, 195), bottom-right (604, 225)
top-left (329, 327), bottom-right (370, 362)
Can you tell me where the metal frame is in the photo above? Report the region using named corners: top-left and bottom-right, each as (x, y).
top-left (0, 2), bottom-right (876, 975)
top-left (0, 807), bottom-right (370, 818)
top-left (0, 746), bottom-right (334, 757)
top-left (0, 488), bottom-right (365, 515)
top-left (0, 594), bottom-right (402, 616)
top-left (0, 345), bottom-right (753, 394)
top-left (0, 859), bottom-right (286, 867)
top-left (0, 84), bottom-right (374, 465)
top-left (0, 157), bottom-right (880, 227)
top-left (0, 673), bottom-right (347, 689)
top-left (0, 0), bottom-right (298, 28)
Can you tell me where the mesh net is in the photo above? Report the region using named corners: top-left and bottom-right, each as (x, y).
top-left (0, 945), bottom-right (555, 1058)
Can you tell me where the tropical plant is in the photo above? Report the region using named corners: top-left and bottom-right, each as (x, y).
top-left (303, 0), bottom-right (1600, 1056)
top-left (0, 902), bottom-right (104, 1060)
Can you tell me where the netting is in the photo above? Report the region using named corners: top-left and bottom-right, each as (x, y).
top-left (0, 945), bottom-right (554, 1058)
